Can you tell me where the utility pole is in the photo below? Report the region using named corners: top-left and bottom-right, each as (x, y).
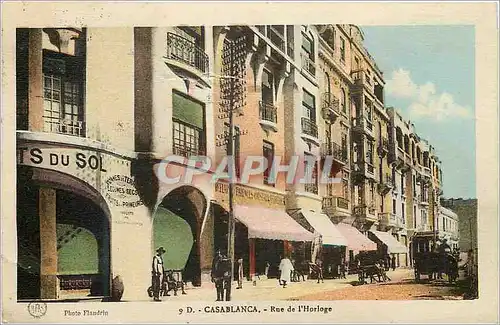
top-left (220, 29), bottom-right (246, 301)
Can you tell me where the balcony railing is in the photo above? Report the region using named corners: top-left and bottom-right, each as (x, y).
top-left (321, 92), bottom-right (340, 117)
top-left (322, 196), bottom-right (349, 211)
top-left (304, 183), bottom-right (318, 194)
top-left (43, 116), bottom-right (85, 137)
top-left (352, 117), bottom-right (374, 136)
top-left (301, 52), bottom-right (316, 76)
top-left (301, 117), bottom-right (318, 138)
top-left (320, 141), bottom-right (347, 164)
top-left (366, 163), bottom-right (374, 175)
top-left (173, 143), bottom-right (205, 158)
top-left (353, 204), bottom-right (377, 221)
top-left (166, 32), bottom-right (209, 74)
top-left (259, 101), bottom-right (277, 123)
top-left (380, 137), bottom-right (389, 152)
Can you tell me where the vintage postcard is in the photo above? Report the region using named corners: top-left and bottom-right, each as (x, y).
top-left (1, 1), bottom-right (498, 324)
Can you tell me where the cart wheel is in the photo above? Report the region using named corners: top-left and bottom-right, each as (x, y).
top-left (147, 286), bottom-right (154, 297)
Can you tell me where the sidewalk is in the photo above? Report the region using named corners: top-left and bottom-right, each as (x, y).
top-left (151, 268), bottom-right (413, 302)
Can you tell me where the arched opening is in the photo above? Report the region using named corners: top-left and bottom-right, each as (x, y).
top-left (153, 186), bottom-right (207, 287)
top-left (404, 135), bottom-right (410, 154)
top-left (17, 167), bottom-right (110, 300)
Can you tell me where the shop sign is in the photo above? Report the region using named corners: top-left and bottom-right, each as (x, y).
top-left (215, 182), bottom-right (285, 206)
top-left (104, 175), bottom-right (144, 208)
top-left (17, 147), bottom-right (107, 171)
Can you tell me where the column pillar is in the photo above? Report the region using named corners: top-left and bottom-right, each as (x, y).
top-left (39, 187), bottom-right (58, 299)
top-left (249, 238), bottom-right (255, 281)
top-left (28, 28), bottom-right (44, 132)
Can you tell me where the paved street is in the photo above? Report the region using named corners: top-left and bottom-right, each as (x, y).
top-left (148, 268), bottom-right (465, 302)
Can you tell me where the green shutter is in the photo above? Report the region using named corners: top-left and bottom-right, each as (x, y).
top-left (173, 92), bottom-right (204, 129)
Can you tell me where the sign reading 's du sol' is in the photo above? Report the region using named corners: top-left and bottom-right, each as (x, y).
top-left (17, 147), bottom-right (107, 172)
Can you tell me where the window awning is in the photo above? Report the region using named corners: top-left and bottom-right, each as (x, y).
top-left (370, 230), bottom-right (408, 254)
top-left (234, 205), bottom-right (315, 242)
top-left (300, 210), bottom-right (347, 246)
top-left (336, 223), bottom-right (377, 251)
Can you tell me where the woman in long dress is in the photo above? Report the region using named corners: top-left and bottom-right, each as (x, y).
top-left (279, 256), bottom-right (294, 288)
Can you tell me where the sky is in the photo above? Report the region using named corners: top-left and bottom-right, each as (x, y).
top-left (361, 25), bottom-right (476, 199)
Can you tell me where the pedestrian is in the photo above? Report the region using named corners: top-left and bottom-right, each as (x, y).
top-left (315, 256), bottom-right (324, 283)
top-left (340, 259), bottom-right (347, 279)
top-left (211, 249), bottom-right (231, 301)
top-left (151, 246), bottom-right (166, 302)
top-left (236, 257), bottom-right (243, 289)
top-left (391, 255), bottom-right (396, 271)
top-left (278, 256), bottom-right (294, 288)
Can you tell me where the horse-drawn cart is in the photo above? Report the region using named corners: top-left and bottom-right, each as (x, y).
top-left (413, 252), bottom-right (458, 283)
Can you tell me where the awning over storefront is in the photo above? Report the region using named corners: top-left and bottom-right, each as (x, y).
top-left (234, 205), bottom-right (315, 242)
top-left (370, 230), bottom-right (408, 254)
top-left (300, 210), bottom-right (347, 246)
top-left (336, 223), bottom-right (377, 251)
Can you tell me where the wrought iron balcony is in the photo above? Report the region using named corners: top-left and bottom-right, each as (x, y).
top-left (301, 52), bottom-right (316, 76)
top-left (353, 204), bottom-right (378, 222)
top-left (321, 92), bottom-right (340, 122)
top-left (301, 117), bottom-right (318, 139)
top-left (322, 196), bottom-right (350, 219)
top-left (304, 182), bottom-right (318, 194)
top-left (259, 101), bottom-right (278, 132)
top-left (377, 173), bottom-right (393, 195)
top-left (352, 117), bottom-right (374, 138)
top-left (43, 116), bottom-right (85, 137)
top-left (166, 32), bottom-right (209, 74)
top-left (378, 137), bottom-right (389, 156)
top-left (320, 141), bottom-right (347, 165)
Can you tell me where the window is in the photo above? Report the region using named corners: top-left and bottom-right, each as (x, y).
top-left (354, 56), bottom-right (360, 70)
top-left (301, 33), bottom-right (315, 75)
top-left (324, 72), bottom-right (331, 94)
top-left (262, 69), bottom-right (274, 104)
top-left (401, 203), bottom-right (405, 223)
top-left (304, 153), bottom-right (318, 194)
top-left (340, 37), bottom-right (346, 62)
top-left (224, 123), bottom-right (241, 178)
top-left (366, 141), bottom-right (374, 164)
top-left (342, 176), bottom-right (349, 199)
top-left (43, 52), bottom-right (85, 136)
top-left (341, 133), bottom-right (348, 161)
top-left (263, 141), bottom-right (275, 186)
top-left (370, 182), bottom-right (375, 202)
top-left (341, 88), bottom-right (347, 113)
top-left (401, 174), bottom-right (405, 193)
top-left (302, 33), bottom-right (314, 61)
top-left (172, 91), bottom-right (205, 157)
top-left (302, 89), bottom-right (316, 120)
top-left (392, 199), bottom-right (396, 214)
top-left (413, 206), bottom-right (417, 227)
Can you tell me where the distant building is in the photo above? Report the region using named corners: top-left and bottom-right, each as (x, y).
top-left (441, 198), bottom-right (477, 252)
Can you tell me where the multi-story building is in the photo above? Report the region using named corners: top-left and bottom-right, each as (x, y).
top-left (15, 26), bottom-right (217, 301)
top-left (441, 198), bottom-right (477, 253)
top-left (15, 24), bottom-right (457, 302)
top-left (436, 207), bottom-right (460, 250)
